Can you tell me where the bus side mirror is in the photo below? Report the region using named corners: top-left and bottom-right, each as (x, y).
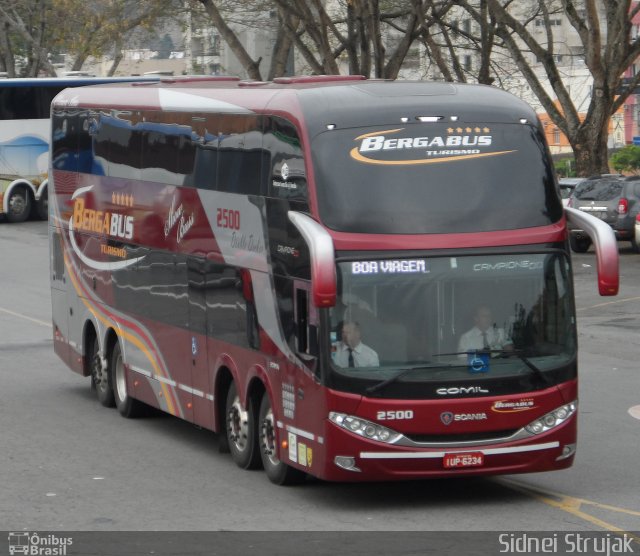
top-left (288, 211), bottom-right (337, 307)
top-left (565, 207), bottom-right (619, 296)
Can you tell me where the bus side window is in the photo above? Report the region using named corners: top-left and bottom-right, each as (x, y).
top-left (264, 117), bottom-right (308, 206)
top-left (217, 115), bottom-right (266, 195)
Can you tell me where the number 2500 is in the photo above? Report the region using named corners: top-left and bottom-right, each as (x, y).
top-left (377, 410), bottom-right (414, 421)
top-left (217, 208), bottom-right (240, 230)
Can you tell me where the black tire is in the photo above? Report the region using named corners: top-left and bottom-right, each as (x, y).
top-left (111, 341), bottom-right (145, 418)
top-left (89, 336), bottom-right (115, 407)
top-left (569, 235), bottom-right (591, 253)
top-left (225, 383), bottom-right (261, 469)
top-left (36, 188), bottom-right (48, 220)
top-left (258, 393), bottom-right (306, 485)
top-left (6, 187), bottom-right (32, 223)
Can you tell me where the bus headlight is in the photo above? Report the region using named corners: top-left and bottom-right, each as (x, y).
top-left (525, 402), bottom-right (577, 435)
top-left (329, 412), bottom-right (402, 444)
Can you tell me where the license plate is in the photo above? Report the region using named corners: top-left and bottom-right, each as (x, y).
top-left (443, 452), bottom-right (484, 468)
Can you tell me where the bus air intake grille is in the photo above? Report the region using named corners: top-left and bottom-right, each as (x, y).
top-left (406, 429), bottom-right (520, 445)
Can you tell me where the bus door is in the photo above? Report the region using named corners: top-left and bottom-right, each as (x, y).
top-left (187, 256), bottom-right (209, 427)
top-left (288, 280), bottom-right (323, 472)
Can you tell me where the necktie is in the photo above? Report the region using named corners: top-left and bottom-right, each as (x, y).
top-left (348, 348), bottom-right (355, 367)
top-left (482, 331), bottom-right (489, 349)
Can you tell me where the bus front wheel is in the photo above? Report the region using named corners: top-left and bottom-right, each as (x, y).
top-left (258, 393), bottom-right (306, 485)
top-left (6, 187), bottom-right (32, 223)
top-left (225, 383), bottom-right (261, 470)
top-left (112, 341), bottom-right (144, 418)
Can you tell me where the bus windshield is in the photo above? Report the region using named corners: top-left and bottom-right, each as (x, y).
top-left (328, 253), bottom-right (576, 397)
top-left (312, 122), bottom-right (562, 234)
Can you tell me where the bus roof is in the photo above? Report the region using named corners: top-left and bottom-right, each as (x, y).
top-left (0, 76), bottom-right (161, 87)
top-left (51, 76), bottom-right (540, 136)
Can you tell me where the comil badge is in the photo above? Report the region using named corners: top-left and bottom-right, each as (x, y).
top-left (350, 127), bottom-right (516, 166)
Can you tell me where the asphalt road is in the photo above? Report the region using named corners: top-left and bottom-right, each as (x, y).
top-left (1, 221), bottom-right (639, 543)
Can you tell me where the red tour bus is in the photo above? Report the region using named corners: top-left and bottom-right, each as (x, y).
top-left (49, 76), bottom-right (618, 484)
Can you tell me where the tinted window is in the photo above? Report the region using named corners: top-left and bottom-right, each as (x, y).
top-left (93, 111), bottom-right (142, 179)
top-left (0, 85), bottom-right (62, 120)
top-left (312, 123), bottom-right (561, 234)
top-left (574, 179), bottom-right (623, 201)
top-left (141, 112), bottom-right (194, 185)
top-left (265, 117), bottom-right (308, 204)
top-left (217, 115), bottom-right (267, 195)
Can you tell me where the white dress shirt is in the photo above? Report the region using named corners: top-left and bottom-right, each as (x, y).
top-left (457, 326), bottom-right (511, 355)
top-left (333, 341), bottom-right (379, 367)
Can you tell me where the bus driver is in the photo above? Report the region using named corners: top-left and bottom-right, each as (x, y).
top-left (457, 305), bottom-right (513, 356)
top-left (333, 321), bottom-right (379, 368)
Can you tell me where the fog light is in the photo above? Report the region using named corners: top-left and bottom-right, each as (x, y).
top-left (334, 456), bottom-right (361, 472)
top-left (556, 443), bottom-right (577, 461)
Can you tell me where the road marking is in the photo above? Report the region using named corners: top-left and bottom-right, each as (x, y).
top-left (496, 478), bottom-right (640, 545)
top-left (0, 306), bottom-right (51, 328)
top-left (629, 405), bottom-right (640, 420)
top-left (576, 296), bottom-right (640, 312)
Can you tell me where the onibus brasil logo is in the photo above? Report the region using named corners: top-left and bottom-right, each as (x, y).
top-left (8, 532), bottom-right (73, 556)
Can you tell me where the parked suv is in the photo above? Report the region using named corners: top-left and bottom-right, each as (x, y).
top-left (568, 175), bottom-right (640, 252)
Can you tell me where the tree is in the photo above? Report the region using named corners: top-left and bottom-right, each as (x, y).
top-left (452, 0), bottom-right (640, 177)
top-left (272, 0), bottom-right (421, 79)
top-left (48, 0), bottom-right (178, 75)
top-left (0, 1), bottom-right (58, 76)
top-left (0, 0), bottom-right (179, 77)
top-left (156, 34), bottom-right (175, 59)
top-left (610, 145), bottom-right (640, 174)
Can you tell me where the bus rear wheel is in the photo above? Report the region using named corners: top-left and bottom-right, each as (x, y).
top-left (112, 341), bottom-right (144, 418)
top-left (6, 187), bottom-right (32, 223)
top-left (225, 383), bottom-right (261, 470)
top-left (258, 393), bottom-right (306, 485)
top-left (90, 337), bottom-right (115, 407)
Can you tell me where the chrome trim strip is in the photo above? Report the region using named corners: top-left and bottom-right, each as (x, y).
top-left (392, 427), bottom-right (533, 449)
top-left (130, 365), bottom-right (152, 378)
top-left (155, 375), bottom-right (177, 387)
top-left (178, 384), bottom-right (205, 398)
top-left (360, 441), bottom-right (559, 460)
top-left (286, 425), bottom-right (315, 441)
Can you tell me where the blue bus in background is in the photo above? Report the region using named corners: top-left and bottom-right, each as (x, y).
top-left (0, 77), bottom-right (159, 222)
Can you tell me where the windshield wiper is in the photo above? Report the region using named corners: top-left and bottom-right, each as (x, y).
top-left (438, 349), bottom-right (551, 387)
top-left (364, 350), bottom-right (550, 397)
top-left (364, 362), bottom-right (468, 396)
top-left (491, 349), bottom-right (551, 386)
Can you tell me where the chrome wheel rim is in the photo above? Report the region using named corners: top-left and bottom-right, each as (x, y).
top-left (227, 395), bottom-right (249, 452)
top-left (91, 351), bottom-right (107, 392)
top-left (115, 352), bottom-right (127, 403)
top-left (9, 191), bottom-right (26, 216)
top-left (260, 405), bottom-right (279, 467)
